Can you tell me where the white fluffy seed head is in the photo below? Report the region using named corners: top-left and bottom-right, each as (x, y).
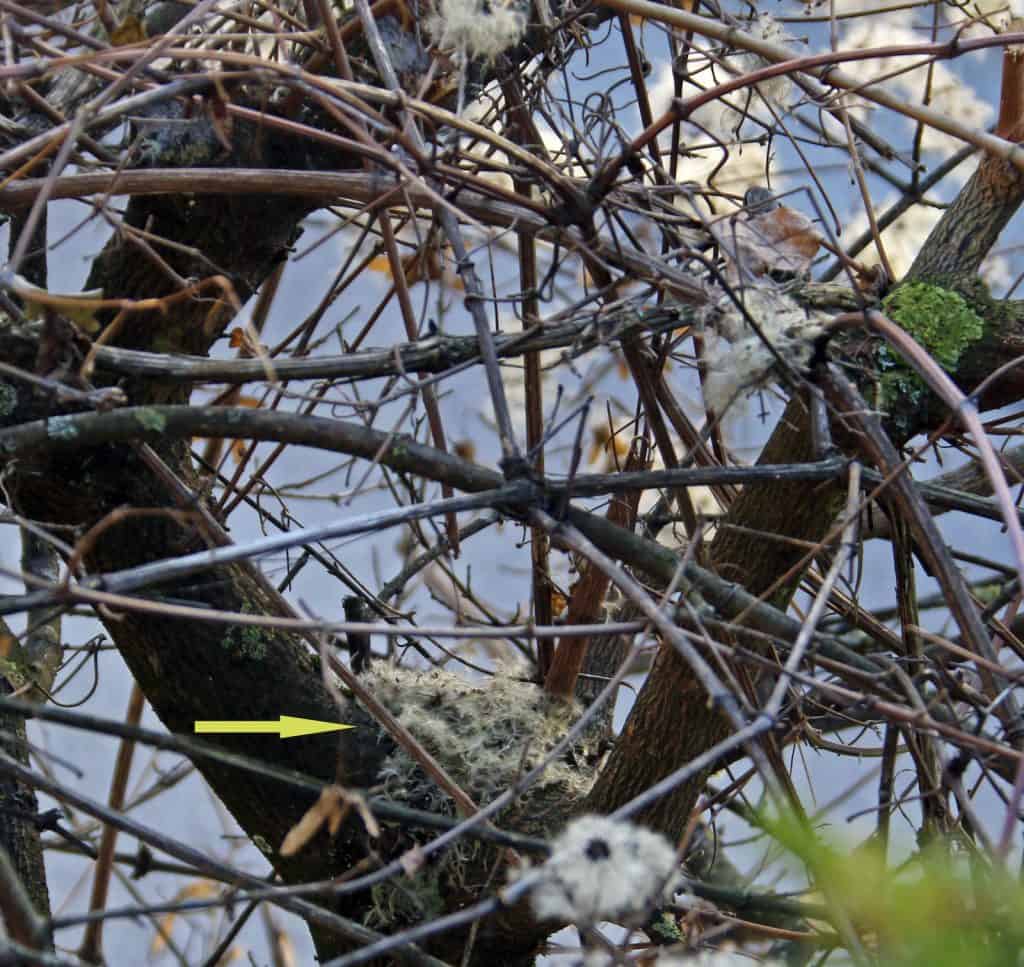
top-left (528, 815), bottom-right (680, 926)
top-left (424, 0), bottom-right (528, 60)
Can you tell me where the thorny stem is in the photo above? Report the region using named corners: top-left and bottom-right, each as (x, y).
top-left (761, 462), bottom-right (862, 719)
top-left (5, 1), bottom-right (1024, 961)
top-left (597, 0), bottom-right (1024, 175)
top-left (531, 508), bottom-right (780, 797)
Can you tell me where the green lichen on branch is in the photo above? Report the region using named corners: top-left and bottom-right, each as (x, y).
top-left (222, 622), bottom-right (270, 661)
top-left (875, 282), bottom-right (986, 437)
top-left (0, 381), bottom-right (16, 419)
top-left (882, 282), bottom-right (985, 370)
top-left (222, 603), bottom-right (273, 661)
top-left (134, 408), bottom-right (167, 433)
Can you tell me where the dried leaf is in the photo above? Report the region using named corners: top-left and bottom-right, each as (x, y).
top-left (110, 15), bottom-right (145, 45)
top-left (588, 424), bottom-right (630, 469)
top-left (367, 254), bottom-right (395, 277)
top-left (719, 205), bottom-right (822, 278)
top-left (272, 932), bottom-right (296, 967)
top-left (453, 439), bottom-right (476, 462)
top-left (280, 793), bottom-right (335, 858)
top-left (280, 785), bottom-right (377, 857)
top-left (229, 438), bottom-right (249, 463)
top-left (150, 881), bottom-right (217, 954)
top-left (368, 247), bottom-right (464, 289)
top-left (588, 426), bottom-right (608, 465)
top-left (400, 844), bottom-right (426, 876)
top-left (227, 327), bottom-right (265, 358)
top-left (348, 789), bottom-right (380, 839)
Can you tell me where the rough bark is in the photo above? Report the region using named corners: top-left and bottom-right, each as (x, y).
top-left (0, 234), bottom-right (559, 963)
top-left (584, 392), bottom-right (846, 833)
top-left (904, 158), bottom-right (1024, 287)
top-left (0, 672), bottom-right (51, 945)
top-left (907, 25), bottom-right (1024, 288)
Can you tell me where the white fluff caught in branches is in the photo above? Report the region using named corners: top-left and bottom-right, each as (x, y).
top-left (720, 14), bottom-right (797, 118)
top-left (425, 0), bottom-right (528, 60)
top-left (701, 285), bottom-right (828, 412)
top-left (527, 815), bottom-right (680, 926)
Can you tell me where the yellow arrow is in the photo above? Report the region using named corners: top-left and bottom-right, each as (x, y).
top-left (194, 716), bottom-right (355, 739)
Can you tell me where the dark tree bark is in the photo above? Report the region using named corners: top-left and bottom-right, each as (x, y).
top-left (0, 669), bottom-right (51, 946)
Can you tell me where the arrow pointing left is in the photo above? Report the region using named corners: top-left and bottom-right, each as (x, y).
top-left (194, 716), bottom-right (355, 739)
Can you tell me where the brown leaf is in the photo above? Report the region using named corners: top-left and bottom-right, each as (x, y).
top-left (346, 789), bottom-right (380, 839)
top-left (367, 246), bottom-right (465, 289)
top-left (589, 424), bottom-right (631, 469)
top-left (367, 254), bottom-right (395, 278)
top-left (280, 790), bottom-right (340, 858)
top-left (280, 785), bottom-right (378, 858)
top-left (227, 327), bottom-right (264, 358)
top-left (453, 439), bottom-right (477, 462)
top-left (150, 881), bottom-right (216, 954)
top-left (229, 439), bottom-right (249, 464)
top-left (271, 933), bottom-right (296, 967)
top-left (720, 205), bottom-right (822, 278)
top-left (110, 15), bottom-right (145, 45)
